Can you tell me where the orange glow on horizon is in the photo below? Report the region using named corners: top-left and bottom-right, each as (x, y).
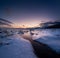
top-left (10, 17), bottom-right (48, 28)
top-left (12, 23), bottom-right (40, 28)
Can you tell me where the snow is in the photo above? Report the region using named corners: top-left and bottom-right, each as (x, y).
top-left (0, 34), bottom-right (37, 58)
top-left (32, 29), bottom-right (60, 54)
top-left (0, 28), bottom-right (60, 58)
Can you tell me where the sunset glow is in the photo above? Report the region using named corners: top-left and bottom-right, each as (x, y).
top-left (12, 23), bottom-right (40, 28)
top-left (0, 0), bottom-right (60, 28)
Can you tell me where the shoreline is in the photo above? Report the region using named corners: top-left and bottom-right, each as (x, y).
top-left (32, 40), bottom-right (60, 58)
top-left (22, 34), bottom-right (60, 58)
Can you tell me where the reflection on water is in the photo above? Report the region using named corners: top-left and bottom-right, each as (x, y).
top-left (18, 29), bottom-right (60, 53)
top-left (0, 28), bottom-right (60, 40)
top-left (20, 29), bottom-right (60, 40)
top-left (19, 29), bottom-right (60, 53)
top-left (0, 28), bottom-right (60, 53)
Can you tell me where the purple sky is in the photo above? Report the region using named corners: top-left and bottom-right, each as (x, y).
top-left (0, 0), bottom-right (60, 27)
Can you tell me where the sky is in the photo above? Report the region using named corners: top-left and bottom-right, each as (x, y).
top-left (0, 0), bottom-right (60, 28)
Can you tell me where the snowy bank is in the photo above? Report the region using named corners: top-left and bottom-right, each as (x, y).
top-left (0, 34), bottom-right (37, 58)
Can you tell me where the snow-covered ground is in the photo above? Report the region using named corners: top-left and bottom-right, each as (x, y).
top-left (17, 29), bottom-right (60, 54)
top-left (0, 33), bottom-right (37, 58)
top-left (31, 29), bottom-right (60, 54)
top-left (0, 28), bottom-right (60, 58)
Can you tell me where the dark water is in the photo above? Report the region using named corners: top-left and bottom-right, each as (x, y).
top-left (0, 28), bottom-right (60, 58)
top-left (30, 29), bottom-right (60, 54)
top-left (21, 29), bottom-right (60, 53)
